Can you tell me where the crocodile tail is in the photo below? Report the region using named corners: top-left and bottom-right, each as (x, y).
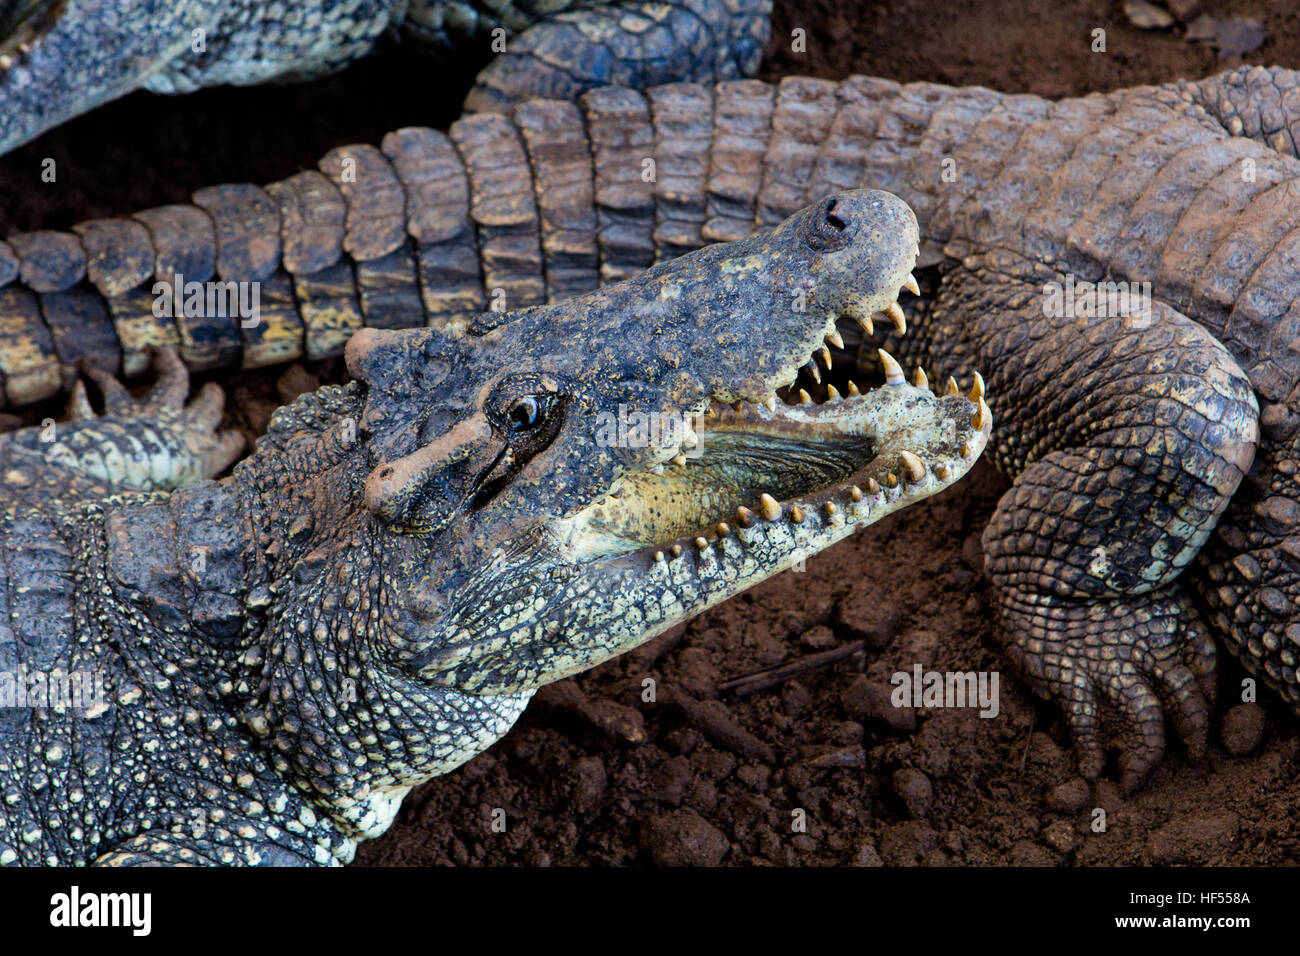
top-left (1, 72), bottom-right (1010, 409)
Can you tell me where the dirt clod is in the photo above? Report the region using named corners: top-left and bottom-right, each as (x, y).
top-left (640, 809), bottom-right (730, 866)
top-left (1047, 778), bottom-right (1091, 815)
top-left (891, 768), bottom-right (934, 818)
top-left (842, 675), bottom-right (917, 734)
top-left (1220, 703), bottom-right (1266, 755)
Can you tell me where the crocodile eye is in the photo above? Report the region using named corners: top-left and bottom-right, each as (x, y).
top-left (509, 396), bottom-right (541, 431)
top-left (486, 376), bottom-right (566, 449)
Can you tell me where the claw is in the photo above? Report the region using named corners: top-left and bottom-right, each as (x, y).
top-left (144, 346), bottom-right (190, 412)
top-left (66, 380), bottom-right (96, 422)
top-left (182, 382), bottom-right (227, 431)
top-left (200, 431), bottom-right (248, 479)
top-left (77, 360), bottom-right (134, 415)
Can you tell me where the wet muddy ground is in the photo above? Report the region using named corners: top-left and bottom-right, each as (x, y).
top-left (3, 0), bottom-right (1298, 865)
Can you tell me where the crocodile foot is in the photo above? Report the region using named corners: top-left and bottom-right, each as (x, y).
top-left (997, 585), bottom-right (1217, 793)
top-left (43, 346), bottom-right (245, 492)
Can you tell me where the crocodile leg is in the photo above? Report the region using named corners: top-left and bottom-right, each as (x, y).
top-left (891, 252), bottom-right (1259, 789)
top-left (2, 347), bottom-right (244, 497)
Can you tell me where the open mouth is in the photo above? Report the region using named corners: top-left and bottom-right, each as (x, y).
top-left (550, 271), bottom-right (993, 570)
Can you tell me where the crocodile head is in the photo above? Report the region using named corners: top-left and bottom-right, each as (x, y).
top-left (340, 190), bottom-right (992, 699)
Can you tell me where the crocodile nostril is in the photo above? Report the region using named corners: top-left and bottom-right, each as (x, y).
top-left (824, 199), bottom-right (847, 231)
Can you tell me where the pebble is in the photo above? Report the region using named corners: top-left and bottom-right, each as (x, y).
top-left (892, 767), bottom-right (933, 818)
top-left (1040, 819), bottom-right (1076, 854)
top-left (649, 756), bottom-right (694, 806)
top-left (1047, 777), bottom-right (1091, 814)
top-left (640, 809), bottom-right (729, 866)
top-left (832, 596), bottom-right (898, 649)
top-left (799, 625), bottom-right (838, 650)
top-left (1220, 703), bottom-right (1265, 756)
top-left (841, 675), bottom-right (917, 733)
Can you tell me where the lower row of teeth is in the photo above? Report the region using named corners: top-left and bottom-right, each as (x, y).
top-left (649, 424), bottom-right (984, 566)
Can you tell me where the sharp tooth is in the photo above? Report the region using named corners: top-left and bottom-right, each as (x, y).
top-left (972, 397), bottom-right (990, 430)
top-left (886, 302), bottom-right (907, 334)
top-left (807, 362), bottom-right (821, 385)
top-left (798, 388), bottom-right (812, 404)
top-left (823, 502), bottom-right (838, 516)
top-left (759, 493), bottom-right (781, 520)
top-left (826, 384), bottom-right (841, 401)
top-left (968, 371), bottom-right (985, 402)
top-left (847, 380), bottom-right (861, 396)
top-left (934, 463), bottom-right (951, 480)
top-left (849, 486), bottom-right (863, 502)
top-left (672, 454), bottom-right (687, 466)
top-left (789, 505), bottom-right (805, 524)
top-left (912, 367), bottom-right (928, 390)
top-left (671, 544), bottom-right (683, 557)
top-left (959, 442), bottom-right (971, 458)
top-left (854, 313), bottom-right (875, 335)
top-left (886, 472), bottom-right (898, 488)
top-left (867, 477), bottom-right (881, 495)
top-left (654, 551), bottom-right (665, 563)
top-left (765, 396), bottom-right (777, 412)
top-left (826, 329), bottom-right (845, 350)
top-left (878, 348), bottom-right (905, 386)
top-left (903, 273), bottom-right (920, 296)
top-left (820, 346), bottom-right (832, 369)
top-left (945, 377), bottom-right (959, 396)
top-left (900, 451), bottom-right (925, 483)
top-left (716, 521), bottom-right (731, 537)
top-left (735, 506), bottom-right (754, 527)
top-left (695, 536), bottom-right (709, 550)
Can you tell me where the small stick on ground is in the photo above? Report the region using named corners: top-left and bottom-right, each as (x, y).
top-left (719, 641), bottom-right (866, 697)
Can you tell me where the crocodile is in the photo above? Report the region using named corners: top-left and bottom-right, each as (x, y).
top-left (0, 0), bottom-right (771, 156)
top-left (0, 189), bottom-right (990, 865)
top-left (1, 65), bottom-right (1288, 790)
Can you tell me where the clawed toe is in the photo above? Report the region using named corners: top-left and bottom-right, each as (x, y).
top-left (142, 346), bottom-right (190, 413)
top-left (1000, 586), bottom-right (1216, 793)
top-left (183, 382), bottom-right (227, 431)
top-left (76, 359), bottom-right (135, 415)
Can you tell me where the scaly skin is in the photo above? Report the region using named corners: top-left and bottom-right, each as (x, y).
top-left (0, 0), bottom-right (770, 156)
top-left (3, 65), bottom-right (1291, 790)
top-left (0, 190), bottom-right (990, 865)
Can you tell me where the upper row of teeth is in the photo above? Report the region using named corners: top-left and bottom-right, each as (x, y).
top-left (648, 350), bottom-right (990, 475)
top-left (801, 274), bottom-right (918, 388)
